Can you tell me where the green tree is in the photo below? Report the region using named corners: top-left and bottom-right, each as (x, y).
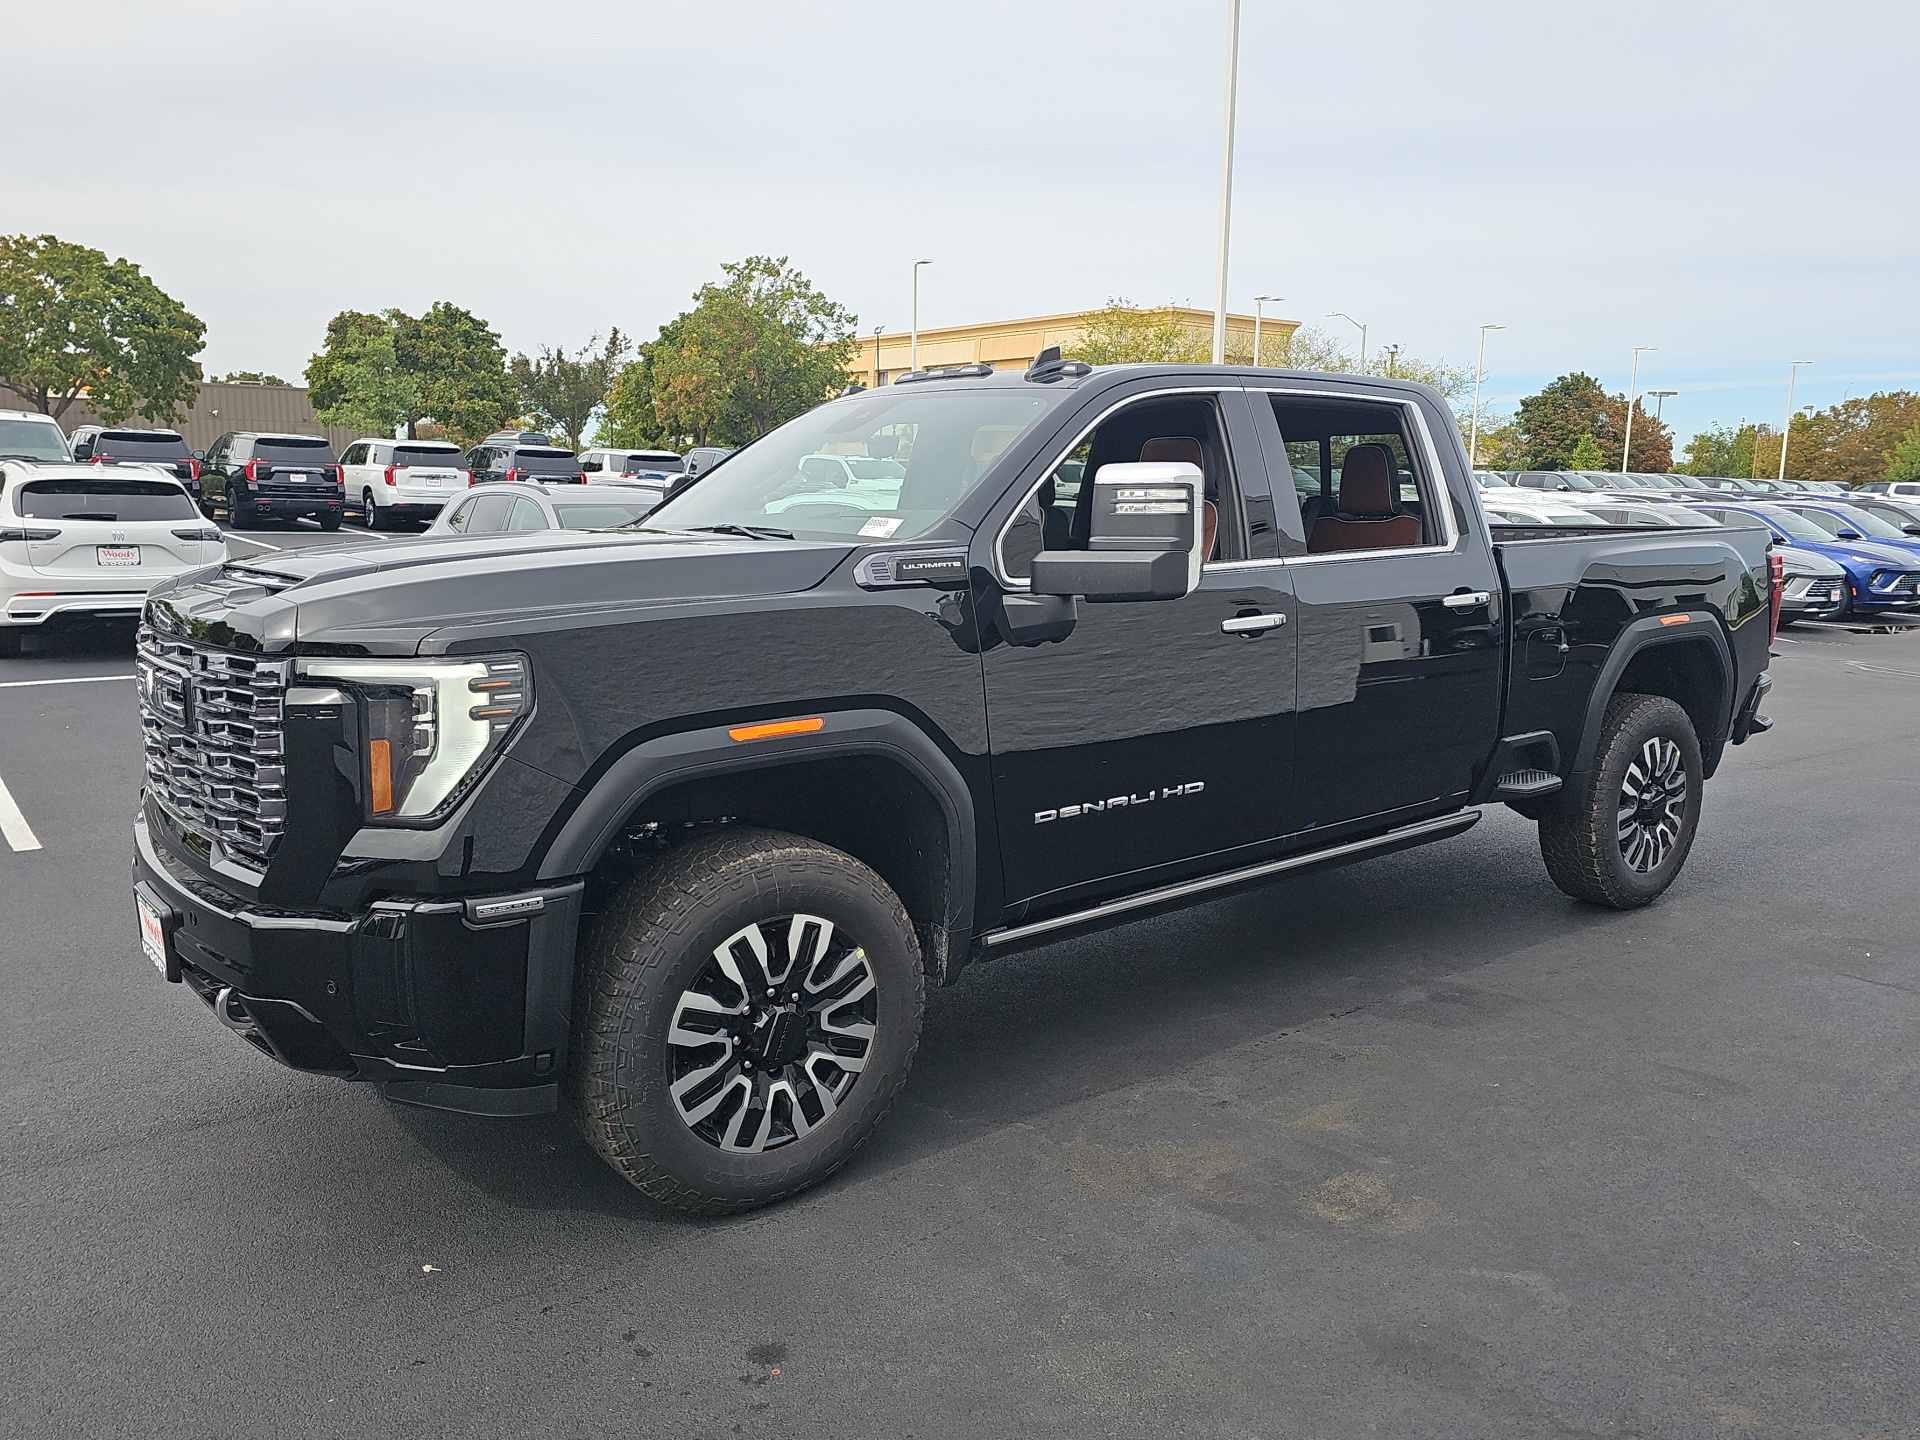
top-left (305, 303), bottom-right (514, 445)
top-left (603, 344), bottom-right (666, 448)
top-left (307, 310), bottom-right (419, 438)
top-left (1515, 372), bottom-right (1672, 471)
top-left (644, 256), bottom-right (856, 446)
top-left (0, 233), bottom-right (204, 424)
top-left (212, 370), bottom-right (288, 385)
top-left (1568, 433), bottom-right (1606, 469)
top-left (510, 330), bottom-right (630, 451)
top-left (1064, 300), bottom-right (1209, 365)
top-left (1885, 420), bottom-right (1920, 484)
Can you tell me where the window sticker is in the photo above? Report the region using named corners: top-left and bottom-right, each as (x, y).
top-left (858, 516), bottom-right (903, 538)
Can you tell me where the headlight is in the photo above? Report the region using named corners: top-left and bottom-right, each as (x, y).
top-left (296, 654), bottom-right (530, 821)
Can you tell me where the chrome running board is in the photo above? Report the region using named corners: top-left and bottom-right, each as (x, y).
top-left (981, 809), bottom-right (1482, 951)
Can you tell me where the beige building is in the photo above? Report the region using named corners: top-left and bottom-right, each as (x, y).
top-left (853, 306), bottom-right (1301, 386)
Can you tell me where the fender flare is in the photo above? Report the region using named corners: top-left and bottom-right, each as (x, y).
top-left (1569, 612), bottom-right (1734, 782)
top-left (535, 707), bottom-right (977, 951)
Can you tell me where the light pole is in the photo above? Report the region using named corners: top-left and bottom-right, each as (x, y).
top-left (1621, 345), bottom-right (1656, 473)
top-left (1252, 294), bottom-right (1283, 367)
top-left (1648, 389), bottom-right (1677, 423)
top-left (1383, 344), bottom-right (1401, 378)
top-left (1210, 0), bottom-right (1242, 365)
top-left (910, 259), bottom-right (932, 373)
top-left (1328, 312), bottom-right (1367, 372)
top-left (872, 324), bottom-right (886, 386)
top-left (1779, 360), bottom-right (1813, 481)
top-left (1469, 323), bottom-right (1505, 469)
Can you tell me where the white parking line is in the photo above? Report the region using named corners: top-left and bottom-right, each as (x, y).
top-left (223, 533), bottom-right (282, 552)
top-left (0, 773), bottom-right (42, 852)
top-left (0, 674), bottom-right (136, 690)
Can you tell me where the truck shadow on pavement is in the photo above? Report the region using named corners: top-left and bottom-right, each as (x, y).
top-left (382, 807), bottom-right (1646, 1221)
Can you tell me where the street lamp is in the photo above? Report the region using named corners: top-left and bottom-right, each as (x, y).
top-left (1648, 389), bottom-right (1677, 423)
top-left (1621, 345), bottom-right (1656, 473)
top-left (1779, 360), bottom-right (1813, 481)
top-left (1252, 295), bottom-right (1283, 368)
top-left (1383, 344), bottom-right (1401, 378)
top-left (1469, 323), bottom-right (1505, 469)
top-left (873, 324), bottom-right (886, 386)
top-left (910, 259), bottom-right (932, 373)
top-left (1210, 0), bottom-right (1243, 365)
top-left (1327, 312), bottom-right (1367, 372)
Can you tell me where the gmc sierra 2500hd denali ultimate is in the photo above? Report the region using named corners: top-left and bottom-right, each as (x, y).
top-left (131, 357), bottom-right (1776, 1213)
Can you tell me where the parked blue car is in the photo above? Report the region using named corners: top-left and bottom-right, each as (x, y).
top-left (1682, 502), bottom-right (1920, 619)
top-left (1773, 500), bottom-right (1920, 565)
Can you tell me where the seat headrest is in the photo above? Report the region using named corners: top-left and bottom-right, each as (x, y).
top-left (1140, 436), bottom-right (1203, 469)
top-left (1338, 444), bottom-right (1397, 516)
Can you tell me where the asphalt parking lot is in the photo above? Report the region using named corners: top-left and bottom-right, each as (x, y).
top-left (4, 556), bottom-right (1917, 1438)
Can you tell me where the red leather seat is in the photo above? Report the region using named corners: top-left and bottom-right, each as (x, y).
top-left (1138, 436), bottom-right (1217, 560)
top-left (1307, 444), bottom-right (1422, 554)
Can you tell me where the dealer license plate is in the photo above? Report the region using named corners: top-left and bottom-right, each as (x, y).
top-left (421, 476), bottom-right (441, 486)
top-left (97, 545), bottom-right (140, 567)
top-left (137, 893), bottom-right (167, 973)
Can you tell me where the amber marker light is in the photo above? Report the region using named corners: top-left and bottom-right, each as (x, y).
top-left (728, 717), bottom-right (826, 742)
top-left (369, 738), bottom-right (394, 814)
top-left (1658, 613), bottom-right (1690, 626)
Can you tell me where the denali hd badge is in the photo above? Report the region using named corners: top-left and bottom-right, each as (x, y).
top-left (1035, 782), bottom-right (1203, 824)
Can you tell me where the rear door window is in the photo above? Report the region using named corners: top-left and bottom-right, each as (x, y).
top-left (464, 493), bottom-right (514, 533)
top-left (507, 498), bottom-right (547, 531)
top-left (16, 477), bottom-right (197, 521)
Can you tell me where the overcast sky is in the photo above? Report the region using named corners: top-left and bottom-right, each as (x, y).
top-left (9, 0), bottom-right (1916, 445)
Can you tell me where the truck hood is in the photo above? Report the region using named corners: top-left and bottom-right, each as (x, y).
top-left (145, 529), bottom-right (857, 654)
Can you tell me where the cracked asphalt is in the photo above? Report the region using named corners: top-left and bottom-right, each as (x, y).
top-left (3, 589), bottom-right (1916, 1439)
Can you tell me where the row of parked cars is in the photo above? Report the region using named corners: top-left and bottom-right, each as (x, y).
top-left (1466, 468), bottom-right (1920, 623)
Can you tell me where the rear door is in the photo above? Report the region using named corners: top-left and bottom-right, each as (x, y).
top-left (16, 475), bottom-right (214, 576)
top-left (982, 385), bottom-right (1298, 911)
top-left (1252, 385), bottom-right (1505, 834)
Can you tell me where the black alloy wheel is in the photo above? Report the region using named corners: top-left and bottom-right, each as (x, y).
top-left (1539, 692), bottom-right (1703, 908)
top-left (569, 828), bottom-right (924, 1214)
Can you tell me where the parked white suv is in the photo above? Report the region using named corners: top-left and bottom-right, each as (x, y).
top-left (0, 410), bottom-right (74, 465)
top-left (340, 439), bottom-right (471, 530)
top-left (1, 461), bottom-right (226, 656)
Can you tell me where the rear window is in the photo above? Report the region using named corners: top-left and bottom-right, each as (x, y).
top-left (0, 418), bottom-right (71, 462)
top-left (622, 453), bottom-right (684, 474)
top-left (255, 437), bottom-right (338, 464)
top-left (95, 431), bottom-right (188, 460)
top-left (513, 449), bottom-right (579, 474)
top-left (394, 446), bottom-right (463, 466)
top-left (16, 477), bottom-right (197, 521)
top-left (554, 502), bottom-right (658, 530)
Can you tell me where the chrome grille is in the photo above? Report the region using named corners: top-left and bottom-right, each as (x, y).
top-left (137, 627), bottom-right (291, 860)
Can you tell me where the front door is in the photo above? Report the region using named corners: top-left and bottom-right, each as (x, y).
top-left (1253, 387), bottom-right (1505, 833)
top-left (983, 388), bottom-right (1298, 912)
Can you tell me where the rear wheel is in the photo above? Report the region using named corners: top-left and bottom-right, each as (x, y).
top-left (1539, 692), bottom-right (1702, 909)
top-left (569, 828), bottom-right (924, 1214)
top-left (317, 513), bottom-right (342, 532)
top-left (363, 489), bottom-right (390, 530)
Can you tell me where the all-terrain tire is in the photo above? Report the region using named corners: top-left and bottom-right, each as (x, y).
top-left (1539, 692), bottom-right (1702, 909)
top-left (568, 827), bottom-right (925, 1215)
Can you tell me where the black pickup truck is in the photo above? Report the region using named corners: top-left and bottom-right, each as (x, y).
top-left (131, 360), bottom-right (1776, 1213)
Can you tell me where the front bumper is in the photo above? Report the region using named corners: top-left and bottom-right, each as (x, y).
top-left (134, 811), bottom-right (582, 1112)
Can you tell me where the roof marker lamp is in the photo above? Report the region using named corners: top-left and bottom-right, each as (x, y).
top-left (296, 655), bottom-right (531, 820)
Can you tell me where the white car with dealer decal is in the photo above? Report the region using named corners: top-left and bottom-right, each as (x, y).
top-left (0, 460), bottom-right (227, 657)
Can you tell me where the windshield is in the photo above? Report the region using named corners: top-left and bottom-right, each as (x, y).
top-left (554, 501), bottom-right (659, 529)
top-left (1800, 505), bottom-right (1905, 539)
top-left (1736, 504), bottom-right (1831, 542)
top-left (644, 388), bottom-right (1060, 541)
top-left (0, 418), bottom-right (72, 462)
top-left (16, 476), bottom-right (197, 521)
top-left (95, 431), bottom-right (188, 460)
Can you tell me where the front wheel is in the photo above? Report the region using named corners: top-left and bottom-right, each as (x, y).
top-left (569, 828), bottom-right (925, 1214)
top-left (1539, 692), bottom-right (1702, 909)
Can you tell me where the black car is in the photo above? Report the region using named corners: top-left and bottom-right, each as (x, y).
top-left (132, 362), bottom-right (1775, 1215)
top-left (69, 425), bottom-right (203, 499)
top-left (201, 432), bottom-right (344, 529)
top-left (464, 439), bottom-right (586, 485)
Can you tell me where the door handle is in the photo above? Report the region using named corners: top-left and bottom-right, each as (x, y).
top-left (1221, 612), bottom-right (1287, 634)
top-left (1441, 591), bottom-right (1492, 609)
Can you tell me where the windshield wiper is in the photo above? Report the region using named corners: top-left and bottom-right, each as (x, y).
top-left (680, 523), bottom-right (797, 541)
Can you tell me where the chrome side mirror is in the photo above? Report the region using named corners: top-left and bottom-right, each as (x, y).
top-left (1029, 462), bottom-right (1203, 604)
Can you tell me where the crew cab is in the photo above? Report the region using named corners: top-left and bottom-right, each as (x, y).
top-left (2, 462), bottom-right (224, 655)
top-left (130, 360), bottom-right (1775, 1214)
